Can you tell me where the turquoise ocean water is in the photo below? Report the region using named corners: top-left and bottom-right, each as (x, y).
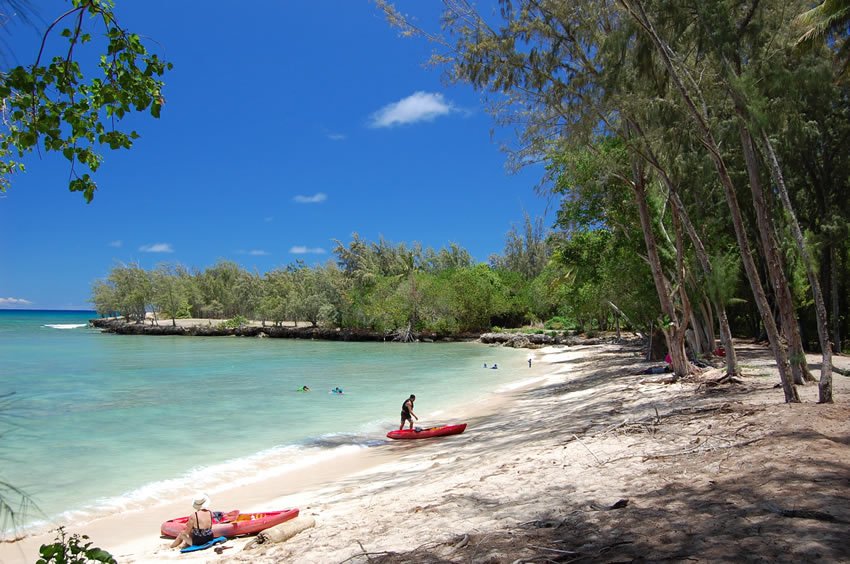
top-left (0, 310), bottom-right (526, 535)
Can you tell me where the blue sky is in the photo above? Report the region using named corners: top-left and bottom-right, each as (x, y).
top-left (0, 1), bottom-right (552, 310)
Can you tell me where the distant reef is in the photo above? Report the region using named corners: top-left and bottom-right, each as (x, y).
top-left (89, 319), bottom-right (616, 347)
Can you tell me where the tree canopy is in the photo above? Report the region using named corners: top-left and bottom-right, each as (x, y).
top-left (0, 0), bottom-right (172, 201)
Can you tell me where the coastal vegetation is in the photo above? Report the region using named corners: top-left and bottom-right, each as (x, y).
top-left (91, 219), bottom-right (562, 336)
top-left (375, 0), bottom-right (850, 403)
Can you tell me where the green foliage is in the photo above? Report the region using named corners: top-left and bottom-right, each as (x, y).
top-left (544, 316), bottom-right (572, 330)
top-left (373, 0), bottom-right (850, 349)
top-left (37, 527), bottom-right (116, 564)
top-left (218, 315), bottom-right (248, 329)
top-left (489, 212), bottom-right (551, 280)
top-left (0, 0), bottom-right (172, 200)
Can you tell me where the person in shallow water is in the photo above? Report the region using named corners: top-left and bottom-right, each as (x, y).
top-left (400, 394), bottom-right (418, 430)
top-left (331, 387), bottom-right (343, 394)
top-left (170, 493), bottom-right (215, 549)
top-left (300, 385), bottom-right (310, 391)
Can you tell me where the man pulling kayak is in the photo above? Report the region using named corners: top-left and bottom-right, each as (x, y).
top-left (400, 394), bottom-right (417, 430)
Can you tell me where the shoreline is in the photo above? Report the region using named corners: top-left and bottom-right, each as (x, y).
top-left (0, 345), bottom-right (553, 563)
top-left (88, 317), bottom-right (607, 348)
top-left (3, 342), bottom-right (848, 563)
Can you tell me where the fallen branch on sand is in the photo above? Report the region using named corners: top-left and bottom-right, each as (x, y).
top-left (641, 436), bottom-right (766, 460)
top-left (244, 516), bottom-right (316, 548)
top-left (572, 434), bottom-right (603, 464)
top-left (564, 540), bottom-right (635, 563)
top-left (529, 544), bottom-right (579, 555)
top-left (763, 504), bottom-right (846, 523)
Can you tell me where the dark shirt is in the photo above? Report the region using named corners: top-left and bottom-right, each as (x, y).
top-left (401, 399), bottom-right (414, 417)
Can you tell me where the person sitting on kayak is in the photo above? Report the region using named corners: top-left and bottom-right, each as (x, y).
top-left (400, 394), bottom-right (418, 430)
top-left (170, 493), bottom-right (215, 549)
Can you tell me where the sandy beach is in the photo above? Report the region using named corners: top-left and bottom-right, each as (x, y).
top-left (2, 340), bottom-right (848, 563)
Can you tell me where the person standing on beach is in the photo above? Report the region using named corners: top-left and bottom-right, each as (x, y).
top-left (400, 394), bottom-right (417, 430)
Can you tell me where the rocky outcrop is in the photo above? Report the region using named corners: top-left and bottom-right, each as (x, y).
top-left (480, 332), bottom-right (560, 347)
top-left (89, 319), bottom-right (478, 343)
top-left (89, 319), bottom-right (628, 348)
top-left (478, 332), bottom-right (626, 347)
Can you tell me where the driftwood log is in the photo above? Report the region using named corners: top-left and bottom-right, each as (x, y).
top-left (244, 516), bottom-right (316, 549)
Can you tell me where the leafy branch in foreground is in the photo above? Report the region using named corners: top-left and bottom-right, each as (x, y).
top-left (0, 391), bottom-right (37, 533)
top-left (0, 0), bottom-right (172, 201)
top-left (37, 527), bottom-right (116, 564)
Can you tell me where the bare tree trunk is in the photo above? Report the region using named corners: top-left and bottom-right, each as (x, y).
top-left (738, 124), bottom-right (815, 385)
top-left (632, 169), bottom-right (690, 378)
top-left (700, 298), bottom-right (716, 355)
top-left (619, 0), bottom-right (798, 401)
top-left (760, 131), bottom-right (833, 403)
top-left (632, 123), bottom-right (741, 377)
top-left (831, 244), bottom-right (842, 354)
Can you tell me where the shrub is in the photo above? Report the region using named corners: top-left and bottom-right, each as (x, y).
top-left (491, 326), bottom-right (502, 333)
top-left (218, 315), bottom-right (249, 329)
top-left (38, 527), bottom-right (116, 564)
top-left (544, 316), bottom-right (571, 330)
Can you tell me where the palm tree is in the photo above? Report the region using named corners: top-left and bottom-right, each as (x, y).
top-left (795, 0), bottom-right (850, 74)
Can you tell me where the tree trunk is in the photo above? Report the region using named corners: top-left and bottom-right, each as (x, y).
top-left (738, 124), bottom-right (815, 386)
top-left (632, 168), bottom-right (689, 378)
top-left (830, 244), bottom-right (841, 354)
top-left (700, 297), bottom-right (716, 355)
top-left (648, 325), bottom-right (668, 361)
top-left (631, 121), bottom-right (741, 377)
top-left (619, 0), bottom-right (798, 401)
top-left (760, 131), bottom-right (833, 403)
top-left (717, 306), bottom-right (737, 368)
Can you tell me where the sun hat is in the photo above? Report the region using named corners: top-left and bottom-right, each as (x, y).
top-left (192, 492), bottom-right (211, 511)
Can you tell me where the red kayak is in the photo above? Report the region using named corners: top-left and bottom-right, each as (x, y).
top-left (387, 423), bottom-right (467, 440)
top-left (161, 508), bottom-right (299, 538)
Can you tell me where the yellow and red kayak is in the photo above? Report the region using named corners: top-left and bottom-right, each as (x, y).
top-left (160, 508), bottom-right (299, 538)
top-left (387, 423), bottom-right (467, 440)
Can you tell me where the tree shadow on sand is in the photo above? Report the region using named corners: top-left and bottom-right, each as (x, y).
top-left (316, 342), bottom-right (850, 564)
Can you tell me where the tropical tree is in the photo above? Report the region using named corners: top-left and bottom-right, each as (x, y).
top-left (0, 0), bottom-right (172, 200)
top-left (151, 263), bottom-right (191, 326)
top-left (489, 213), bottom-right (551, 280)
top-left (795, 0), bottom-right (850, 74)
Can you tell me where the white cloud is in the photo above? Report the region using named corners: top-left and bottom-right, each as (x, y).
top-left (290, 246), bottom-right (327, 255)
top-left (369, 91), bottom-right (454, 128)
top-left (294, 193), bottom-right (327, 204)
top-left (236, 249), bottom-right (270, 256)
top-left (109, 240), bottom-right (123, 248)
top-left (0, 297), bottom-right (32, 306)
top-left (139, 243), bottom-right (174, 253)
